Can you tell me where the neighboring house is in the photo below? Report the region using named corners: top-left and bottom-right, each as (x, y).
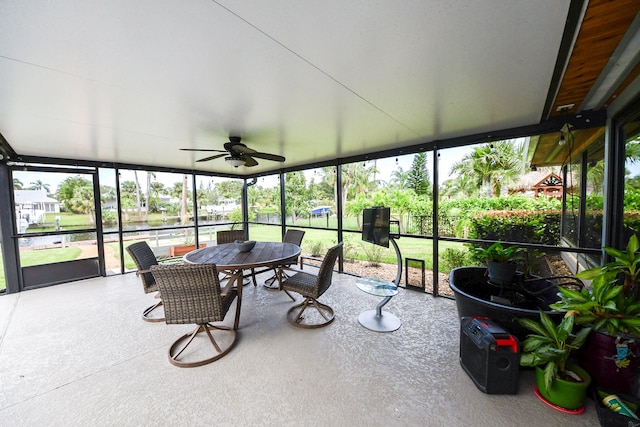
top-left (509, 169), bottom-right (564, 199)
top-left (532, 173), bottom-right (563, 199)
top-left (205, 198), bottom-right (239, 215)
top-left (102, 198), bottom-right (117, 210)
top-left (159, 195), bottom-right (180, 205)
top-left (14, 190), bottom-right (60, 224)
top-left (311, 206), bottom-right (332, 216)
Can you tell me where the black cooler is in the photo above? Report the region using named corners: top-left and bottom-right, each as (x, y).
top-left (460, 316), bottom-right (520, 394)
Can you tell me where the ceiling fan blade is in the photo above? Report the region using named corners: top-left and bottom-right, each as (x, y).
top-left (231, 143), bottom-right (256, 154)
top-left (196, 153), bottom-right (227, 162)
top-left (242, 155), bottom-right (259, 167)
top-left (180, 148), bottom-right (227, 153)
top-left (248, 151), bottom-right (286, 162)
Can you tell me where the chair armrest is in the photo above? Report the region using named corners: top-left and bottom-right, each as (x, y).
top-left (157, 256), bottom-right (184, 264)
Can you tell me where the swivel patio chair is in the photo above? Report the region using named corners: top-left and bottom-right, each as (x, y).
top-left (277, 242), bottom-right (343, 328)
top-left (150, 263), bottom-right (241, 367)
top-left (216, 229), bottom-right (245, 245)
top-left (216, 229), bottom-right (254, 286)
top-left (263, 229), bottom-right (305, 289)
top-left (126, 240), bottom-right (180, 322)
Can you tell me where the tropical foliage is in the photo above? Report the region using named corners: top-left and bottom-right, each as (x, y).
top-left (56, 176), bottom-right (95, 222)
top-left (449, 140), bottom-right (525, 197)
top-left (517, 311), bottom-right (591, 390)
top-left (550, 234), bottom-right (640, 337)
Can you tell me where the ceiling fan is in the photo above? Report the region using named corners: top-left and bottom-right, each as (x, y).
top-left (180, 136), bottom-right (285, 168)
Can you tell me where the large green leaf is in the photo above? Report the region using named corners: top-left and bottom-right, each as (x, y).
top-left (575, 267), bottom-right (606, 280)
top-left (557, 314), bottom-right (574, 341)
top-left (621, 318), bottom-right (640, 328)
top-left (593, 318), bottom-right (608, 330)
top-left (626, 234), bottom-right (640, 256)
top-left (570, 326), bottom-right (592, 349)
top-left (543, 362), bottom-right (558, 390)
top-left (603, 285), bottom-right (624, 301)
top-left (604, 247), bottom-right (624, 259)
top-left (522, 335), bottom-right (552, 352)
top-left (516, 317), bottom-right (548, 337)
top-left (539, 311), bottom-right (559, 342)
top-left (603, 300), bottom-right (618, 311)
top-left (555, 286), bottom-right (587, 301)
top-left (520, 353), bottom-right (542, 367)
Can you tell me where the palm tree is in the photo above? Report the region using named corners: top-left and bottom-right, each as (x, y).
top-left (180, 174), bottom-right (189, 225)
top-left (133, 171), bottom-right (142, 222)
top-left (390, 166), bottom-right (409, 188)
top-left (29, 179), bottom-right (51, 193)
top-left (626, 138), bottom-right (640, 163)
top-left (145, 172), bottom-right (155, 221)
top-left (341, 162), bottom-right (378, 207)
top-left (450, 140), bottom-right (524, 197)
top-left (150, 180), bottom-right (165, 212)
top-left (13, 178), bottom-right (24, 190)
top-left (440, 174), bottom-right (478, 198)
top-left (588, 160), bottom-right (605, 195)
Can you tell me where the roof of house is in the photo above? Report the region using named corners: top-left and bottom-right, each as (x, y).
top-left (14, 190), bottom-right (59, 204)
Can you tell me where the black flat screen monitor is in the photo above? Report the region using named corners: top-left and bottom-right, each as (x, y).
top-left (362, 207), bottom-right (390, 248)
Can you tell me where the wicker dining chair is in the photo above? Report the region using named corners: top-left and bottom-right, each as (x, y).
top-left (126, 241), bottom-right (175, 322)
top-left (264, 229), bottom-right (305, 289)
top-left (150, 263), bottom-right (241, 367)
top-left (277, 242), bottom-right (343, 328)
top-left (216, 229), bottom-right (254, 286)
top-left (216, 229), bottom-right (245, 244)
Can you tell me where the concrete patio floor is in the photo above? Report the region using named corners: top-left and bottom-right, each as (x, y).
top-left (0, 269), bottom-right (601, 426)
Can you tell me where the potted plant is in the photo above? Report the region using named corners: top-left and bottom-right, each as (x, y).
top-left (471, 241), bottom-right (525, 286)
top-left (169, 231), bottom-right (206, 257)
top-left (517, 311), bottom-right (592, 411)
top-left (550, 233), bottom-right (640, 394)
top-left (577, 233), bottom-right (640, 299)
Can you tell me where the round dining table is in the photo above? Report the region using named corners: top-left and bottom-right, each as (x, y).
top-left (183, 241), bottom-right (302, 324)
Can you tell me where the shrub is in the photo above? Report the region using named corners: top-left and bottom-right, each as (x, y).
top-left (307, 240), bottom-right (325, 257)
top-left (361, 242), bottom-right (383, 266)
top-left (342, 235), bottom-right (357, 262)
top-left (440, 247), bottom-right (476, 272)
top-left (470, 210), bottom-right (561, 245)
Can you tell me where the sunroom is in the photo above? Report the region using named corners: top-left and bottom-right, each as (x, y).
top-left (1, 1), bottom-right (640, 424)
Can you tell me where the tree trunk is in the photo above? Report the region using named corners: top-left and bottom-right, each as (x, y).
top-left (181, 175), bottom-right (188, 225)
top-left (145, 173), bottom-right (151, 222)
top-left (134, 171), bottom-right (142, 221)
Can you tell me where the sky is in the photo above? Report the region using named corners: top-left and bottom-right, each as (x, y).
top-left (257, 145), bottom-right (473, 189)
top-left (22, 138), bottom-right (640, 194)
top-left (11, 145), bottom-right (475, 194)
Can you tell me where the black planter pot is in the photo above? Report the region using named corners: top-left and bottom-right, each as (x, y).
top-left (449, 266), bottom-right (565, 341)
top-left (487, 261), bottom-right (518, 286)
top-left (581, 329), bottom-right (640, 395)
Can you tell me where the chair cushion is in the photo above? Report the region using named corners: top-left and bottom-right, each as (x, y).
top-left (281, 272), bottom-right (319, 298)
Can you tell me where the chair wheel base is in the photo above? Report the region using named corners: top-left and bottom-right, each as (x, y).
top-left (168, 323), bottom-right (237, 367)
top-left (286, 298), bottom-right (335, 329)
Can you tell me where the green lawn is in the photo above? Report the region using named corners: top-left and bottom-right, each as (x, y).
top-left (0, 223), bottom-right (468, 291)
top-left (0, 247), bottom-right (82, 291)
top-left (20, 247), bottom-right (83, 265)
top-left (248, 223), bottom-right (467, 271)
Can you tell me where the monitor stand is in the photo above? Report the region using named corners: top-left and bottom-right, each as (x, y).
top-left (356, 236), bottom-right (402, 332)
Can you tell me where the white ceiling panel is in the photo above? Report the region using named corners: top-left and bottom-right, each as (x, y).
top-left (0, 0), bottom-right (571, 175)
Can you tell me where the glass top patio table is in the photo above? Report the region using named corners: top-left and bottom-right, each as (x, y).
top-left (356, 276), bottom-right (398, 297)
